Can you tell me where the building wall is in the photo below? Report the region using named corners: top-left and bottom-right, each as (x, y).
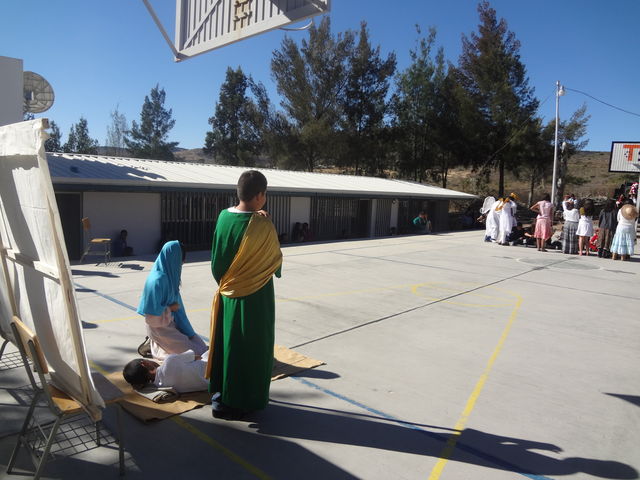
top-left (390, 200), bottom-right (399, 230)
top-left (290, 196), bottom-right (310, 234)
top-left (83, 192), bottom-right (161, 256)
top-left (433, 200), bottom-right (450, 231)
top-left (0, 56), bottom-right (23, 127)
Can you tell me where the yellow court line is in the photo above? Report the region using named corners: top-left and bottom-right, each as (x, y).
top-left (427, 294), bottom-right (524, 480)
top-left (171, 416), bottom-right (272, 480)
top-left (88, 361), bottom-right (271, 480)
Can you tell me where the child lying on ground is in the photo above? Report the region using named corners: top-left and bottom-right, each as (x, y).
top-left (123, 349), bottom-right (208, 393)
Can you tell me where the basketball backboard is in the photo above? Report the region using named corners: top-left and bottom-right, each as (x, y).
top-left (609, 141), bottom-right (640, 173)
top-left (143, 0), bottom-right (331, 62)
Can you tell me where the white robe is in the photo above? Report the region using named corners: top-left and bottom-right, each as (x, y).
top-left (485, 201), bottom-right (500, 240)
top-left (145, 307), bottom-right (208, 360)
top-left (497, 200), bottom-right (517, 244)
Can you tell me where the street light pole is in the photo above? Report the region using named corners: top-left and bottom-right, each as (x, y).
top-left (551, 80), bottom-right (565, 207)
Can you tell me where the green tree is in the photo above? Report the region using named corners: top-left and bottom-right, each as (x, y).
top-left (44, 120), bottom-right (62, 152)
top-left (456, 1), bottom-right (539, 196)
top-left (392, 27), bottom-right (445, 182)
top-left (431, 69), bottom-right (470, 188)
top-left (105, 107), bottom-right (129, 156)
top-left (204, 67), bottom-right (263, 166)
top-left (552, 104), bottom-right (590, 204)
top-left (63, 117), bottom-right (98, 154)
top-left (514, 117), bottom-right (552, 206)
top-left (341, 22), bottom-right (396, 176)
top-left (126, 84), bottom-right (178, 160)
top-left (271, 17), bottom-right (354, 171)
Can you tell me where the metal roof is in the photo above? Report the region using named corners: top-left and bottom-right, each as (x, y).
top-left (47, 153), bottom-right (476, 199)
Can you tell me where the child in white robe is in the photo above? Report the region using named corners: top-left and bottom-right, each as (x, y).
top-left (123, 349), bottom-right (209, 393)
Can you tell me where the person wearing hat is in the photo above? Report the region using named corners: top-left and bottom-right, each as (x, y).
top-left (610, 201), bottom-right (638, 261)
top-left (496, 193), bottom-right (518, 245)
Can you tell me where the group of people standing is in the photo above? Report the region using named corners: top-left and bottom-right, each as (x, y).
top-left (483, 192), bottom-right (638, 260)
top-left (124, 170), bottom-right (283, 420)
top-left (483, 193), bottom-right (519, 245)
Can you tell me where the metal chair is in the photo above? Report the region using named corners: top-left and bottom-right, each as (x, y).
top-left (6, 317), bottom-right (125, 479)
top-left (80, 217), bottom-right (111, 265)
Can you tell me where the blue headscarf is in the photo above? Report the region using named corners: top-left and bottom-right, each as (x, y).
top-left (137, 241), bottom-right (195, 338)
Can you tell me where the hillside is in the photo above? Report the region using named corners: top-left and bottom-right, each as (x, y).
top-left (446, 150), bottom-right (637, 203)
top-left (174, 148), bottom-right (209, 163)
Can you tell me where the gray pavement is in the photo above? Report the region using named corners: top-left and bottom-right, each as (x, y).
top-left (1, 230), bottom-right (639, 480)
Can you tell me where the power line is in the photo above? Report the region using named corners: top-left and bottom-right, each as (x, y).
top-left (483, 92), bottom-right (553, 167)
top-left (566, 87), bottom-right (640, 118)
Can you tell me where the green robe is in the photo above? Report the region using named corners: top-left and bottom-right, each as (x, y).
top-left (210, 209), bottom-right (281, 410)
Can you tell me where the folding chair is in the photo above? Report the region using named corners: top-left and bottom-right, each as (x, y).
top-left (6, 317), bottom-right (125, 479)
top-left (80, 217), bottom-right (112, 265)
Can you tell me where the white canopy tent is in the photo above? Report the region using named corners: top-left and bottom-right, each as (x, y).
top-left (0, 119), bottom-right (103, 419)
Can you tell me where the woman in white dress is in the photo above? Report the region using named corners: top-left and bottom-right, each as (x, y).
top-left (484, 198), bottom-right (500, 242)
top-left (575, 199), bottom-right (595, 256)
top-left (496, 193), bottom-right (518, 245)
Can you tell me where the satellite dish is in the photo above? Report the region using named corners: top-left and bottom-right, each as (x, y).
top-left (23, 71), bottom-right (55, 113)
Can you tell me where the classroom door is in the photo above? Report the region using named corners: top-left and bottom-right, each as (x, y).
top-left (55, 193), bottom-right (82, 260)
top-left (355, 199), bottom-right (371, 238)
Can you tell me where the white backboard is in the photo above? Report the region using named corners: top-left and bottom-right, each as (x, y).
top-left (174, 0), bottom-right (330, 60)
top-left (609, 141), bottom-right (640, 173)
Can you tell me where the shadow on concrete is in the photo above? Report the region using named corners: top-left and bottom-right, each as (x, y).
top-left (293, 369), bottom-right (340, 380)
top-left (81, 321), bottom-right (98, 329)
top-left (72, 269), bottom-right (120, 278)
top-left (250, 403), bottom-right (638, 479)
top-left (605, 393), bottom-right (640, 408)
top-left (117, 263), bottom-right (145, 271)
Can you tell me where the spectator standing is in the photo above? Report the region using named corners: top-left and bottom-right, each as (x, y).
top-left (530, 193), bottom-right (554, 252)
top-left (576, 199), bottom-right (595, 256)
top-left (597, 199), bottom-right (617, 258)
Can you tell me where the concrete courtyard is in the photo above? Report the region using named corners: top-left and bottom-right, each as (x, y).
top-left (1, 229), bottom-right (639, 480)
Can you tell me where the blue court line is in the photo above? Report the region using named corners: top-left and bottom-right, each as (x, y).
top-left (76, 281), bottom-right (553, 480)
top-left (75, 282), bottom-right (138, 312)
top-left (291, 377), bottom-right (554, 480)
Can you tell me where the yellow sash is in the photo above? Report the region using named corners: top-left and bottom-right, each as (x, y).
top-left (205, 214), bottom-right (283, 379)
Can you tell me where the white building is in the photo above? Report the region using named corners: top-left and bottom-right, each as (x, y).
top-left (47, 153), bottom-right (476, 259)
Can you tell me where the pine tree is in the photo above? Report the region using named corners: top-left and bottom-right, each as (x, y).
top-left (392, 27), bottom-right (444, 182)
top-left (341, 22), bottom-right (396, 176)
top-left (271, 17), bottom-right (353, 171)
top-left (44, 120), bottom-right (62, 152)
top-left (204, 67), bottom-right (264, 166)
top-left (126, 85), bottom-right (178, 160)
top-left (552, 104), bottom-right (590, 204)
top-left (62, 117), bottom-right (98, 154)
top-left (456, 1), bottom-right (539, 196)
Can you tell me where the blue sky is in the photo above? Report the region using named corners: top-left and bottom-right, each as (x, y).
top-left (2, 0), bottom-right (639, 153)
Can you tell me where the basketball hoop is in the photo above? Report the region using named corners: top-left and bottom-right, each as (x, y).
top-left (142, 0), bottom-right (330, 62)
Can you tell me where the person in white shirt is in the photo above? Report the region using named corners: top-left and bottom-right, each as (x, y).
top-left (122, 349), bottom-right (209, 393)
top-left (561, 200), bottom-right (580, 254)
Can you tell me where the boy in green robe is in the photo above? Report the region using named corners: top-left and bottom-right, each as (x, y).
top-left (208, 170), bottom-right (282, 419)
